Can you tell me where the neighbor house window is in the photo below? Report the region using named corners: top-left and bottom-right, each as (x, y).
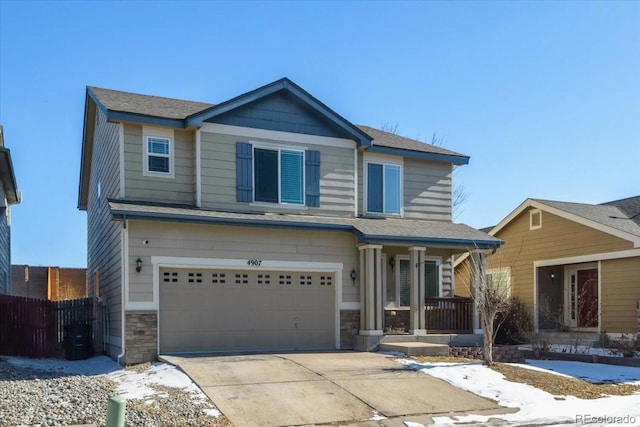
top-left (485, 267), bottom-right (511, 296)
top-left (254, 147), bottom-right (304, 205)
top-left (530, 209), bottom-right (542, 230)
top-left (142, 127), bottom-right (175, 178)
top-left (366, 162), bottom-right (401, 215)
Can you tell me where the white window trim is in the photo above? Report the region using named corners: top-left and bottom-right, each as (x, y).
top-left (486, 267), bottom-right (511, 297)
top-left (251, 143), bottom-right (306, 207)
top-left (563, 262), bottom-right (599, 330)
top-left (363, 159), bottom-right (404, 217)
top-left (390, 255), bottom-right (443, 307)
top-left (529, 209), bottom-right (542, 230)
top-left (142, 126), bottom-right (175, 178)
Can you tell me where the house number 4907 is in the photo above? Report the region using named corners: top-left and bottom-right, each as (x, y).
top-left (247, 259), bottom-right (262, 266)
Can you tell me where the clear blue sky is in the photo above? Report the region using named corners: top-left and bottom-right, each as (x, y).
top-left (0, 1), bottom-right (638, 268)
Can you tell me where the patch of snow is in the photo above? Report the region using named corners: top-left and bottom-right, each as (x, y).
top-left (398, 358), bottom-right (640, 426)
top-left (403, 422), bottom-right (426, 427)
top-left (5, 355), bottom-right (121, 376)
top-left (107, 362), bottom-right (204, 400)
top-left (203, 408), bottom-right (222, 417)
top-left (369, 410), bottom-right (387, 421)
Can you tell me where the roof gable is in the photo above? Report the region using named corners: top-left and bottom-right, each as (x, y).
top-left (207, 90), bottom-right (352, 139)
top-left (491, 198), bottom-right (640, 247)
top-left (188, 78), bottom-right (372, 147)
top-left (0, 126), bottom-right (20, 205)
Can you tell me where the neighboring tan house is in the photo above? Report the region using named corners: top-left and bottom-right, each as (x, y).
top-left (11, 265), bottom-right (87, 300)
top-left (455, 197), bottom-right (640, 335)
top-left (78, 77), bottom-right (500, 364)
top-left (0, 126), bottom-right (20, 294)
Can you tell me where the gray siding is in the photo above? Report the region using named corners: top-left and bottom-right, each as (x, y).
top-left (201, 131), bottom-right (355, 217)
top-left (87, 108), bottom-right (122, 357)
top-left (208, 91), bottom-right (348, 138)
top-left (357, 155), bottom-right (452, 221)
top-left (403, 158), bottom-right (452, 221)
top-left (0, 184), bottom-right (9, 294)
top-left (124, 124), bottom-right (195, 204)
top-left (127, 221), bottom-right (360, 304)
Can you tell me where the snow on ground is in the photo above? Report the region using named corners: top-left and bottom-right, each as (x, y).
top-left (5, 356), bottom-right (221, 417)
top-left (397, 358), bottom-right (640, 427)
top-left (519, 360), bottom-right (640, 384)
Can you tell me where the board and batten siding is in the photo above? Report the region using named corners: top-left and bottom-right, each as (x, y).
top-left (87, 108), bottom-right (122, 356)
top-left (126, 221), bottom-right (359, 305)
top-left (600, 257), bottom-right (640, 333)
top-left (200, 131), bottom-right (355, 216)
top-left (0, 184), bottom-right (9, 294)
top-left (357, 154), bottom-right (452, 220)
top-left (482, 208), bottom-right (635, 308)
top-left (123, 124), bottom-right (195, 204)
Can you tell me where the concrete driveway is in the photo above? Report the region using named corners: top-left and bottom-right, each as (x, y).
top-left (161, 352), bottom-right (511, 426)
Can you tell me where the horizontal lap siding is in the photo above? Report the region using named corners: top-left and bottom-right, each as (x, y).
top-left (128, 221), bottom-right (359, 304)
top-left (200, 131), bottom-right (354, 216)
top-left (0, 184), bottom-right (9, 294)
top-left (87, 109), bottom-right (122, 356)
top-left (403, 158), bottom-right (452, 221)
top-left (487, 209), bottom-right (634, 308)
top-left (124, 125), bottom-right (195, 204)
top-left (601, 258), bottom-right (640, 333)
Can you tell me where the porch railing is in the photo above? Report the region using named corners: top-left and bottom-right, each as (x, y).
top-left (426, 297), bottom-right (473, 333)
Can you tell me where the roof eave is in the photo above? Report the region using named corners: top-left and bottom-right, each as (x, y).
top-left (355, 230), bottom-right (502, 249)
top-left (110, 208), bottom-right (354, 233)
top-left (78, 90), bottom-right (97, 210)
top-left (0, 148), bottom-right (20, 204)
top-left (366, 145), bottom-right (470, 165)
top-left (185, 78), bottom-right (373, 147)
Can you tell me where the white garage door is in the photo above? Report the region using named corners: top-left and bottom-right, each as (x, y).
top-left (159, 268), bottom-right (336, 353)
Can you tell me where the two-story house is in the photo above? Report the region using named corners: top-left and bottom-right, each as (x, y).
top-left (78, 78), bottom-right (500, 364)
top-left (0, 126), bottom-right (20, 294)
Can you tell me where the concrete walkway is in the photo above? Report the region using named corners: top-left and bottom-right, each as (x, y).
top-left (161, 352), bottom-right (513, 427)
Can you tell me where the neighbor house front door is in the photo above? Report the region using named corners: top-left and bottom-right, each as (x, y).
top-left (565, 265), bottom-right (599, 329)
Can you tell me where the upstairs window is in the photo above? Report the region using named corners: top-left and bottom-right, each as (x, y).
top-left (147, 137), bottom-right (171, 173)
top-left (254, 148), bottom-right (304, 205)
top-left (366, 162), bottom-right (401, 215)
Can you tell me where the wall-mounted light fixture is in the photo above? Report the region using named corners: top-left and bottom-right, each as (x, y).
top-left (549, 272), bottom-right (555, 282)
top-left (388, 256), bottom-right (395, 272)
top-left (136, 258), bottom-right (142, 273)
top-left (350, 268), bottom-right (357, 286)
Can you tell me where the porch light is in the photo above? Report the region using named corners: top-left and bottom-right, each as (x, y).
top-left (388, 256), bottom-right (395, 272)
top-left (350, 268), bottom-right (357, 286)
top-left (549, 272), bottom-right (555, 281)
top-left (135, 258), bottom-right (142, 273)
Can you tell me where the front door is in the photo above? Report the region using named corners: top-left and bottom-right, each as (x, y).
top-left (565, 266), bottom-right (599, 328)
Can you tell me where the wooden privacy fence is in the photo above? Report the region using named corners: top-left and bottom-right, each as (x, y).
top-left (0, 295), bottom-right (98, 358)
top-left (426, 297), bottom-right (473, 333)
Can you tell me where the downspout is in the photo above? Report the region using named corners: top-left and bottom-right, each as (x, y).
top-left (353, 146), bottom-right (358, 217)
top-left (117, 217), bottom-right (127, 365)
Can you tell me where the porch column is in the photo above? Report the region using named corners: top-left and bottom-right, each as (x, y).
top-left (358, 244), bottom-right (383, 335)
top-left (409, 246), bottom-right (426, 335)
top-left (470, 250), bottom-right (485, 334)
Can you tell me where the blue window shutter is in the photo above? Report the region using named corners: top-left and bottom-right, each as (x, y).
top-left (236, 142), bottom-right (253, 202)
top-left (305, 150), bottom-right (321, 207)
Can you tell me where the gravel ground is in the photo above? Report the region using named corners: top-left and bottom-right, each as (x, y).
top-left (0, 357), bottom-right (230, 427)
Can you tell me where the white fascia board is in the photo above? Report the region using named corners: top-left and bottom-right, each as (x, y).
top-left (533, 248), bottom-right (640, 267)
top-left (200, 122), bottom-right (356, 149)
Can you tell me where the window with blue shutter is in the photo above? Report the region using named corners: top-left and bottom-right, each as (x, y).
top-left (241, 144), bottom-right (313, 206)
top-left (305, 150), bottom-right (320, 207)
top-left (236, 142), bottom-right (253, 202)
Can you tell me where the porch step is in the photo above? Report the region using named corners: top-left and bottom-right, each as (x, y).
top-left (380, 334), bottom-right (418, 343)
top-left (379, 341), bottom-right (449, 356)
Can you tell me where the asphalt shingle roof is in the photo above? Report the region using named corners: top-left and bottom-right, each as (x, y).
top-left (88, 86), bottom-right (213, 120)
top-left (356, 125), bottom-right (468, 158)
top-left (533, 198), bottom-right (640, 238)
top-left (602, 196), bottom-right (640, 226)
top-left (108, 201), bottom-right (500, 247)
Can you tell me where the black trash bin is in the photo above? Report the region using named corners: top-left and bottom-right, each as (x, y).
top-left (63, 323), bottom-right (91, 360)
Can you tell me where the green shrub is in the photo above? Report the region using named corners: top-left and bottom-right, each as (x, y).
top-left (495, 296), bottom-right (534, 345)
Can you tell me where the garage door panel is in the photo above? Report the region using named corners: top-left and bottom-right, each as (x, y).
top-left (159, 268), bottom-right (335, 353)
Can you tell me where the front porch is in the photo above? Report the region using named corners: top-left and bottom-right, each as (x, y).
top-left (349, 242), bottom-right (490, 353)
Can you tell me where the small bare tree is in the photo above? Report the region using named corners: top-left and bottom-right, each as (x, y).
top-left (462, 251), bottom-right (512, 365)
